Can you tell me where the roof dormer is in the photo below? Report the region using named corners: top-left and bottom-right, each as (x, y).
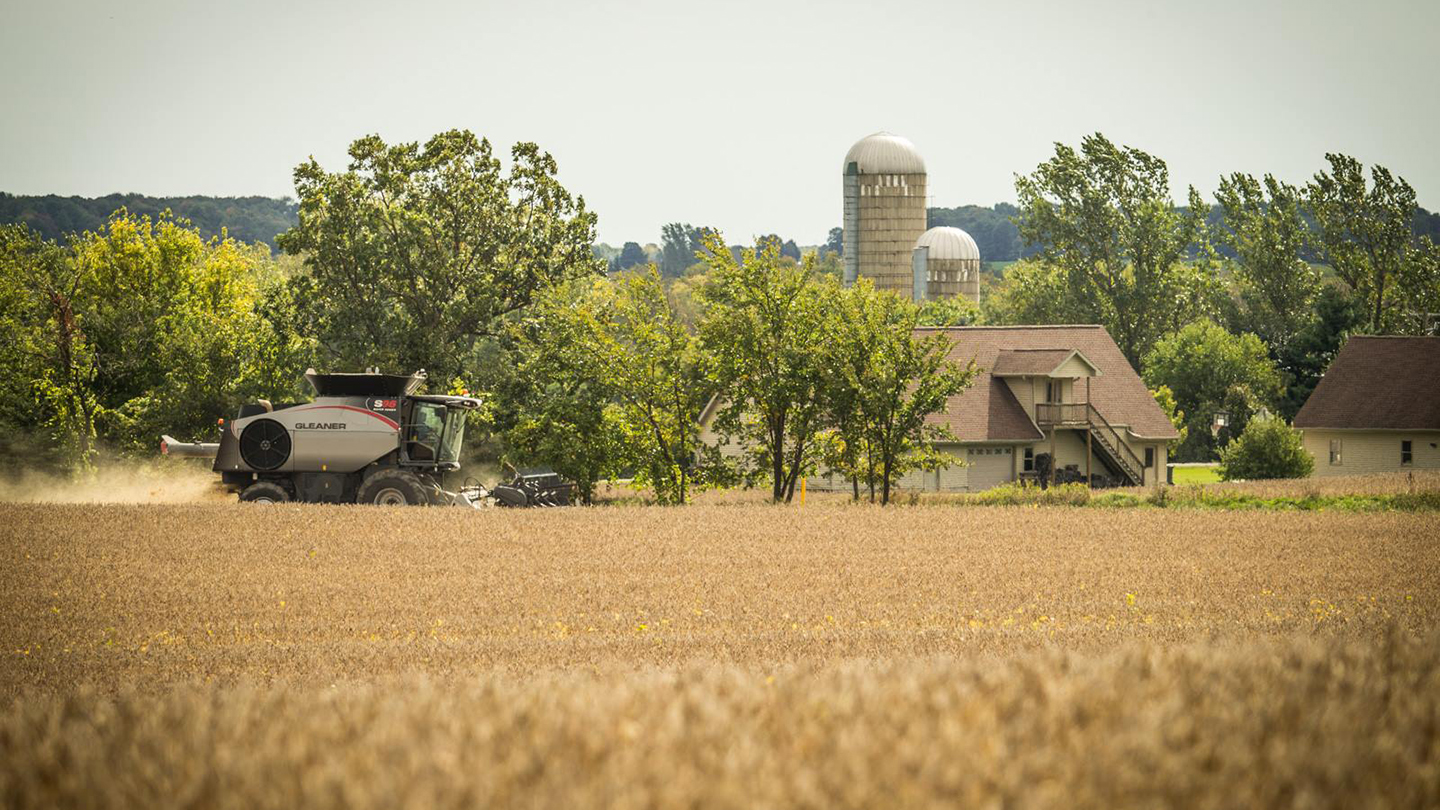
top-left (989, 348), bottom-right (1101, 379)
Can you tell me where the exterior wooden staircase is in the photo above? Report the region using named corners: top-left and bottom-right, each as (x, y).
top-left (1035, 403), bottom-right (1145, 486)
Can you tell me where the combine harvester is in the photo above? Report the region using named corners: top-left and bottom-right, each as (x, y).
top-left (161, 368), bottom-right (572, 507)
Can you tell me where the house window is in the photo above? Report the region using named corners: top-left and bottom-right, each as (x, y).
top-left (1329, 439), bottom-right (1343, 465)
top-left (1144, 447), bottom-right (1155, 468)
top-left (1045, 380), bottom-right (1059, 403)
top-left (1023, 447), bottom-right (1035, 472)
top-left (1402, 440), bottom-right (1413, 466)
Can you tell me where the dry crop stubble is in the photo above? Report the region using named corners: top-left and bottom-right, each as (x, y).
top-left (2, 501), bottom-right (1439, 808)
top-left (1, 503), bottom-right (1438, 690)
top-left (2, 637), bottom-right (1438, 809)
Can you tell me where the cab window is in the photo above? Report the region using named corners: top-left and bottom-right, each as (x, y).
top-left (407, 402), bottom-right (446, 461)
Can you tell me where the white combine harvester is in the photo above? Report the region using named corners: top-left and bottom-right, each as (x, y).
top-left (161, 368), bottom-right (572, 507)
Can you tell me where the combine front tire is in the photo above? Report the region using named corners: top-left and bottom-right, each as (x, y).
top-left (357, 470), bottom-right (428, 506)
top-left (239, 481), bottom-right (291, 503)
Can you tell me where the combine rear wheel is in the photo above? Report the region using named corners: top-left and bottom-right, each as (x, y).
top-left (239, 481), bottom-right (290, 503)
top-left (357, 470), bottom-right (428, 506)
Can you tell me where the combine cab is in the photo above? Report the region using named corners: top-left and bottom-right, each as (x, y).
top-left (161, 368), bottom-right (570, 507)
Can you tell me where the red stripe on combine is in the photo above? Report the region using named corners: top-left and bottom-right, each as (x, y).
top-left (290, 405), bottom-right (400, 430)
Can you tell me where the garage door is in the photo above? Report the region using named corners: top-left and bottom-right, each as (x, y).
top-left (966, 447), bottom-right (1014, 491)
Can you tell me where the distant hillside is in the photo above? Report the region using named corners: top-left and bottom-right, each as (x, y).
top-left (0, 193), bottom-right (298, 246)
top-left (930, 202), bottom-right (1440, 263)
top-left (5, 193), bottom-right (1436, 260)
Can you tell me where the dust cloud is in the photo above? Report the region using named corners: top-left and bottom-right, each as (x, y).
top-left (0, 461), bottom-right (230, 504)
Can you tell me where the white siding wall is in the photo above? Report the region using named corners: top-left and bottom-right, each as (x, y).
top-left (1053, 357), bottom-right (1094, 378)
top-left (1003, 377), bottom-right (1037, 415)
top-left (1303, 430), bottom-right (1440, 477)
top-left (820, 445), bottom-right (1016, 493)
top-left (804, 438), bottom-right (1170, 493)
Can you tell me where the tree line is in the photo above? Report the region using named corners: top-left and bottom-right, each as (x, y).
top-left (0, 193), bottom-right (300, 248)
top-left (2, 129), bottom-right (1435, 489)
top-left (0, 130), bottom-right (972, 504)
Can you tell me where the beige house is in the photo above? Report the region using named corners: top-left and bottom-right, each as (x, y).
top-left (1294, 336), bottom-right (1440, 476)
top-left (809, 325), bottom-right (1179, 493)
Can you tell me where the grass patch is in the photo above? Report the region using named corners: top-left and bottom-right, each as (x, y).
top-left (1171, 464), bottom-right (1221, 485)
top-left (923, 481), bottom-right (1440, 512)
top-left (968, 483), bottom-right (1093, 507)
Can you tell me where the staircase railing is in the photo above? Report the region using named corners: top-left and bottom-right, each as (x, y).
top-left (1085, 404), bottom-right (1144, 485)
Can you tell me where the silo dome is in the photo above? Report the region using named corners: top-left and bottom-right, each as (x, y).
top-left (914, 226), bottom-right (981, 261)
top-left (842, 131), bottom-right (926, 175)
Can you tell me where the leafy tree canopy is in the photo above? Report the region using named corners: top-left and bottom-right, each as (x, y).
top-left (0, 213), bottom-right (310, 471)
top-left (277, 130), bottom-right (602, 385)
top-left (1307, 154), bottom-right (1439, 335)
top-left (697, 234), bottom-right (833, 502)
top-left (1215, 173), bottom-right (1320, 353)
top-left (823, 281), bottom-right (975, 504)
top-left (1015, 133), bottom-right (1219, 367)
top-left (1142, 319), bottom-right (1283, 462)
top-left (1218, 415), bottom-right (1314, 480)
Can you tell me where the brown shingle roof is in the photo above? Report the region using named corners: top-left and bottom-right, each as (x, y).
top-left (1294, 336), bottom-right (1440, 430)
top-left (991, 348), bottom-right (1096, 376)
top-left (921, 325), bottom-right (1180, 442)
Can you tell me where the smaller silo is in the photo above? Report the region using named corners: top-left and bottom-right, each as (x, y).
top-left (911, 226), bottom-right (982, 304)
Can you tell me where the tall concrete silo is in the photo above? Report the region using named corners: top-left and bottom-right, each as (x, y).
top-left (912, 226), bottom-right (982, 304)
top-left (842, 132), bottom-right (928, 298)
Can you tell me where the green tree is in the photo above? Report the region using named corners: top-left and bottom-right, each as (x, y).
top-left (980, 259), bottom-right (1086, 326)
top-left (658, 223), bottom-right (719, 279)
top-left (1214, 173), bottom-right (1320, 353)
top-left (841, 290), bottom-right (974, 505)
top-left (823, 227), bottom-right (843, 257)
top-left (71, 213), bottom-right (313, 451)
top-left (1142, 319), bottom-right (1283, 462)
top-left (587, 268), bottom-right (713, 503)
top-left (697, 234), bottom-right (832, 502)
top-left (0, 212), bottom-right (313, 470)
top-left (1150, 385), bottom-right (1188, 452)
top-left (659, 223), bottom-right (692, 278)
top-left (614, 241), bottom-right (648, 272)
top-left (0, 225), bottom-right (99, 470)
top-left (1307, 153), bottom-right (1439, 334)
top-left (917, 294), bottom-right (980, 326)
top-left (1014, 133), bottom-right (1218, 367)
top-left (501, 280), bottom-right (622, 504)
top-left (813, 280), bottom-right (977, 503)
top-left (99, 215), bottom-right (312, 449)
top-left (277, 130), bottom-right (601, 384)
top-left (812, 249), bottom-right (844, 281)
top-left (1274, 283), bottom-right (1366, 419)
top-left (819, 280), bottom-right (885, 499)
top-left (518, 268), bottom-right (712, 504)
top-left (1217, 415), bottom-right (1314, 481)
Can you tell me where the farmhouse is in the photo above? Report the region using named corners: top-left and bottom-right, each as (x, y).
top-left (811, 325), bottom-right (1178, 493)
top-left (1294, 335), bottom-right (1440, 476)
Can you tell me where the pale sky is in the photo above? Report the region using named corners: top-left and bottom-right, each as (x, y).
top-left (2, 0), bottom-right (1436, 245)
